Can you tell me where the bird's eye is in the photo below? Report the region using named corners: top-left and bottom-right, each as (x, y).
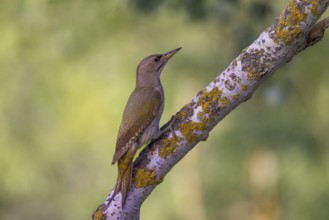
top-left (154, 56), bottom-right (161, 62)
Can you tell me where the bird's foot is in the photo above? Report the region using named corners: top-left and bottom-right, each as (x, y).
top-left (151, 115), bottom-right (178, 143)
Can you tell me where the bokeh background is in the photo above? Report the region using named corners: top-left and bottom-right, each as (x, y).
top-left (1, 1), bottom-right (329, 220)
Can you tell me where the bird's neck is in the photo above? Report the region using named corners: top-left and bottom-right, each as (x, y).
top-left (136, 72), bottom-right (162, 88)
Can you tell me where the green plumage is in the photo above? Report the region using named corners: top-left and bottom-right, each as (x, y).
top-left (109, 47), bottom-right (181, 207)
top-left (112, 87), bottom-right (163, 164)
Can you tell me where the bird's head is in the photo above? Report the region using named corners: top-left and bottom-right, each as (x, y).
top-left (136, 47), bottom-right (181, 87)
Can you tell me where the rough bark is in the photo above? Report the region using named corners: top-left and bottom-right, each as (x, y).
top-left (92, 0), bottom-right (329, 219)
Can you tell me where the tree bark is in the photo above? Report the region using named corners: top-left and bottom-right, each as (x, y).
top-left (92, 0), bottom-right (329, 219)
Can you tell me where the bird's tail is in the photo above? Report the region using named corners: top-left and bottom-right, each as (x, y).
top-left (108, 152), bottom-right (134, 207)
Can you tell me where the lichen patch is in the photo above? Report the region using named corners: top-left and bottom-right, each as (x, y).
top-left (179, 121), bottom-right (207, 144)
top-left (134, 168), bottom-right (163, 188)
top-left (197, 87), bottom-right (222, 114)
top-left (274, 1), bottom-right (307, 44)
top-left (158, 136), bottom-right (181, 159)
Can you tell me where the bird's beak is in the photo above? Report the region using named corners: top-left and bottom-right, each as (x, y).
top-left (162, 47), bottom-right (182, 61)
top-left (156, 47), bottom-right (182, 73)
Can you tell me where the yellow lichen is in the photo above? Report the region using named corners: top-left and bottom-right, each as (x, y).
top-left (134, 168), bottom-right (163, 188)
top-left (308, 0), bottom-right (318, 15)
top-left (180, 121), bottom-right (207, 144)
top-left (231, 94), bottom-right (240, 100)
top-left (178, 110), bottom-right (187, 120)
top-left (247, 69), bottom-right (257, 80)
top-left (241, 84), bottom-right (247, 91)
top-left (92, 204), bottom-right (106, 220)
top-left (274, 1), bottom-right (307, 44)
top-left (197, 111), bottom-right (213, 124)
top-left (197, 87), bottom-right (222, 113)
top-left (219, 97), bottom-right (229, 105)
top-left (159, 136), bottom-right (181, 159)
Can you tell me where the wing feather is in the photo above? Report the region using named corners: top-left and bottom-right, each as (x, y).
top-left (112, 87), bottom-right (162, 164)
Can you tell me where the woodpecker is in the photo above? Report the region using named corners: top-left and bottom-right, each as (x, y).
top-left (110, 47), bottom-right (181, 207)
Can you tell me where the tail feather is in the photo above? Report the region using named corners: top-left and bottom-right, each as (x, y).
top-left (120, 163), bottom-right (132, 206)
top-left (109, 144), bottom-right (137, 208)
top-left (108, 162), bottom-right (133, 208)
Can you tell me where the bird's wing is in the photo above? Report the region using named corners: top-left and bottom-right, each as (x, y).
top-left (112, 87), bottom-right (163, 164)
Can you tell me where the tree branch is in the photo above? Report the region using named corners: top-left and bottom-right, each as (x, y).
top-left (92, 0), bottom-right (329, 219)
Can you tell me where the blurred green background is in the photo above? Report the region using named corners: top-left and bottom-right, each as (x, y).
top-left (1, 0), bottom-right (329, 220)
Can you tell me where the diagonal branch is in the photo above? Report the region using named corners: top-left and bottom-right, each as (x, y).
top-left (92, 0), bottom-right (329, 219)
